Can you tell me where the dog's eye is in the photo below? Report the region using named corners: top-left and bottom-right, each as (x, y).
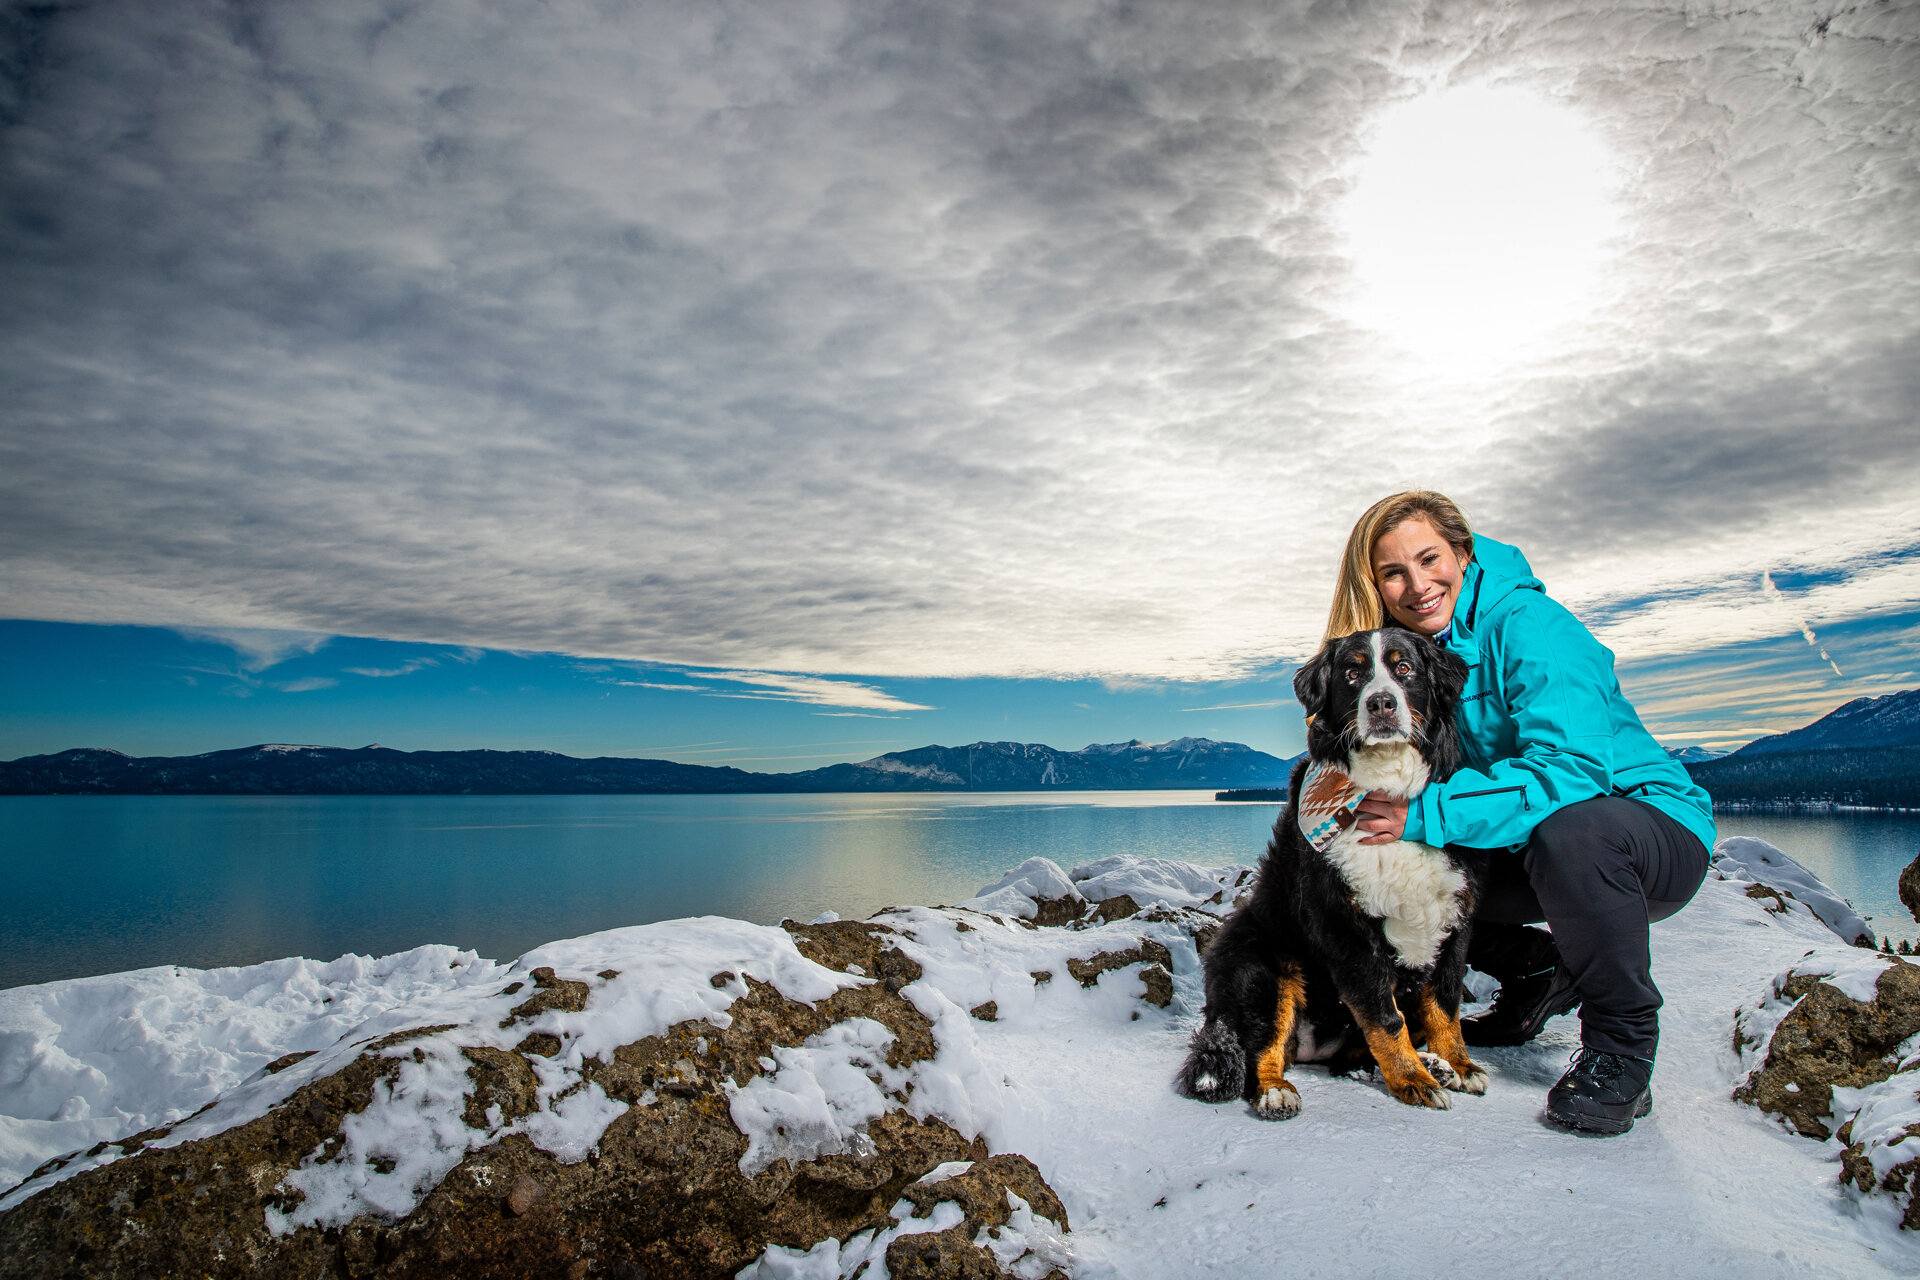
top-left (1395, 660), bottom-right (1412, 677)
top-left (1345, 667), bottom-right (1364, 684)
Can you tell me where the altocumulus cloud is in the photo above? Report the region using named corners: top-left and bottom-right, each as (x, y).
top-left (1, 0), bottom-right (1916, 681)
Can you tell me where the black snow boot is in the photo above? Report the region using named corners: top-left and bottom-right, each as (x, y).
top-left (1545, 1048), bottom-right (1654, 1135)
top-left (1462, 923), bottom-right (1579, 1047)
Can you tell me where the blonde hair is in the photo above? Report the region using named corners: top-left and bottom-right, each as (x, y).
top-left (1323, 491), bottom-right (1475, 643)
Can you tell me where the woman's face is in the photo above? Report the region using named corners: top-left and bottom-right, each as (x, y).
top-left (1372, 517), bottom-right (1468, 636)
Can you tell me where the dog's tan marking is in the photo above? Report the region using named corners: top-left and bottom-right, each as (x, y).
top-left (1416, 986), bottom-right (1488, 1096)
top-left (1252, 970), bottom-right (1308, 1116)
top-left (1355, 1013), bottom-right (1450, 1110)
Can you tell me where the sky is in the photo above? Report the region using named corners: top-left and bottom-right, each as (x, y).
top-left (2, 0), bottom-right (1917, 767)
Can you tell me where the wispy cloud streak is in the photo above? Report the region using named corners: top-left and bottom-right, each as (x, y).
top-left (1761, 572), bottom-right (1845, 677)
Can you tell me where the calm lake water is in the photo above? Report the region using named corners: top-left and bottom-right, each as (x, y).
top-left (3, 794), bottom-right (1915, 989)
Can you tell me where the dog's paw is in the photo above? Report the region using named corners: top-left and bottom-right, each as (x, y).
top-left (1384, 1075), bottom-right (1453, 1110)
top-left (1252, 1083), bottom-right (1301, 1120)
top-left (1453, 1063), bottom-right (1490, 1095)
top-left (1416, 1051), bottom-right (1457, 1090)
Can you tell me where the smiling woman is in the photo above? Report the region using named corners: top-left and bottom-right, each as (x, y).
top-left (1341, 84), bottom-right (1623, 365)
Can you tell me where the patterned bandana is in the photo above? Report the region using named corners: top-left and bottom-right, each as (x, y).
top-left (1297, 759), bottom-right (1366, 852)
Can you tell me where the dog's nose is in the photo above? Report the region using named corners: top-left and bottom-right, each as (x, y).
top-left (1366, 690), bottom-right (1398, 718)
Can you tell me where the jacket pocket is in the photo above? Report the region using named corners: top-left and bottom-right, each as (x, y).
top-left (1450, 784), bottom-right (1531, 810)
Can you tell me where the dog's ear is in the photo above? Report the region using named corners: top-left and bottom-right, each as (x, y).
top-left (1423, 636), bottom-right (1470, 706)
top-left (1411, 632), bottom-right (1469, 781)
top-left (1291, 643), bottom-right (1335, 719)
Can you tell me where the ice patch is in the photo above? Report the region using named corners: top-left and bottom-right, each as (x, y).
top-left (915, 1159), bottom-right (974, 1186)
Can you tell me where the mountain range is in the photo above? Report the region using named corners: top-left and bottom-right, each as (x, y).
top-left (1684, 688), bottom-right (1920, 810)
top-left (0, 737), bottom-right (1292, 796)
top-left (6, 690), bottom-right (1913, 805)
top-left (1729, 688), bottom-right (1920, 756)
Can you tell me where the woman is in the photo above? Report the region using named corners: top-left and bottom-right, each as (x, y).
top-left (1329, 491), bottom-right (1714, 1135)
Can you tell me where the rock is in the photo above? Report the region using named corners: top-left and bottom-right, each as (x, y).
top-left (886, 1224), bottom-right (1010, 1278)
top-left (1093, 893), bottom-right (1140, 921)
top-left (0, 919), bottom-right (1063, 1280)
top-left (970, 1001), bottom-right (998, 1022)
top-left (898, 1154), bottom-right (1067, 1229)
top-left (499, 966), bottom-right (591, 1027)
top-left (1066, 941), bottom-right (1174, 989)
top-left (1030, 896), bottom-right (1087, 928)
top-left (889, 1156), bottom-right (1070, 1280)
top-left (1901, 851), bottom-right (1920, 923)
top-left (506, 1174), bottom-right (545, 1215)
top-left (1839, 1121), bottom-right (1920, 1230)
top-left (1735, 960), bottom-right (1920, 1139)
top-left (1139, 964), bottom-right (1174, 1008)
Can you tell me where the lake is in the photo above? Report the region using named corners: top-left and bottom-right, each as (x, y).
top-left (3, 794), bottom-right (1915, 989)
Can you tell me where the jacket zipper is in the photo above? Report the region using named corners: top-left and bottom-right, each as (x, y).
top-left (1451, 784), bottom-right (1531, 808)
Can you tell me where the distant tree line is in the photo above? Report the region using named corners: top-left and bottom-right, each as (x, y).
top-left (1686, 746), bottom-right (1920, 811)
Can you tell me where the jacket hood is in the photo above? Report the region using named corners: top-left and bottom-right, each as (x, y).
top-left (1460, 535), bottom-right (1542, 631)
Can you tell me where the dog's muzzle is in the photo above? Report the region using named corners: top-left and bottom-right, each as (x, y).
top-left (1358, 687), bottom-right (1414, 742)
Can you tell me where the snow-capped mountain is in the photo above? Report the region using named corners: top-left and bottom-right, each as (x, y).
top-left (1666, 746), bottom-right (1729, 764)
top-left (1735, 688), bottom-right (1920, 755)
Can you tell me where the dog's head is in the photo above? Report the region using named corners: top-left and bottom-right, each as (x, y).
top-left (1292, 627), bottom-right (1468, 775)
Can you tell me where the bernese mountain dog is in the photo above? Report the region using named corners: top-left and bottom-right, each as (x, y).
top-left (1176, 626), bottom-right (1485, 1118)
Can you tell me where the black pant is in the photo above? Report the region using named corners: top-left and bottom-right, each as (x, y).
top-left (1457, 796), bottom-right (1710, 1059)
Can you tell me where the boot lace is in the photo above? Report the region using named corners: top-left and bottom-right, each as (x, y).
top-left (1566, 1047), bottom-right (1648, 1086)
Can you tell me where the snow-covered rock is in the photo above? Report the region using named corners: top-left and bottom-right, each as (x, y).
top-left (1714, 835), bottom-right (1875, 945)
top-left (959, 857), bottom-right (1086, 921)
top-left (1067, 856), bottom-right (1244, 914)
top-left (4, 852), bottom-right (1920, 1276)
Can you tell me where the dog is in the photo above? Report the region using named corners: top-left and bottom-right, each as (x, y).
top-left (1176, 626), bottom-right (1485, 1118)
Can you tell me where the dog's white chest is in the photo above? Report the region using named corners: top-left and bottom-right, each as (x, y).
top-left (1324, 832), bottom-right (1466, 970)
top-left (1326, 744), bottom-right (1463, 970)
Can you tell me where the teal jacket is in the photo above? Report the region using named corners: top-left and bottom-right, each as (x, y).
top-left (1403, 536), bottom-right (1716, 855)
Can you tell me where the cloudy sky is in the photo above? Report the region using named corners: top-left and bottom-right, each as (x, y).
top-left (2, 0), bottom-right (1916, 763)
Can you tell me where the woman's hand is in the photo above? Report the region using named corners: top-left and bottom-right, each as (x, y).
top-left (1355, 791), bottom-right (1408, 845)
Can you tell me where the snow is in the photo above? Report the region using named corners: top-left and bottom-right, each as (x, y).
top-left (959, 857), bottom-right (1085, 918)
top-left (1067, 856), bottom-right (1241, 912)
top-left (5, 845), bottom-right (1920, 1275)
top-left (0, 944), bottom-right (507, 1200)
top-left (728, 1018), bottom-right (903, 1176)
top-left (737, 1199), bottom-right (969, 1280)
top-left (1713, 835), bottom-right (1875, 945)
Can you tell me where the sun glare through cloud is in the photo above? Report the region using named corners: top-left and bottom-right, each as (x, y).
top-left (1341, 84), bottom-right (1622, 368)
